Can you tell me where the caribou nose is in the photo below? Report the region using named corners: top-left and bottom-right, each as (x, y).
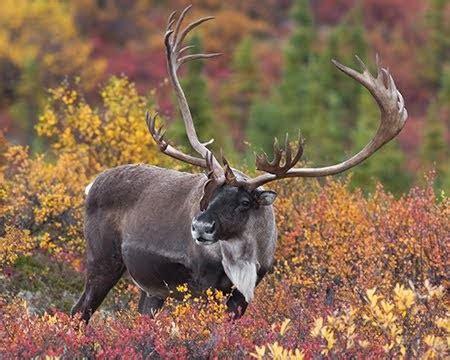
top-left (204, 221), bottom-right (216, 234)
top-left (192, 219), bottom-right (216, 234)
top-left (191, 218), bottom-right (217, 243)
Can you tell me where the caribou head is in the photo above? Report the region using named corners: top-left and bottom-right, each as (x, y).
top-left (191, 185), bottom-right (277, 245)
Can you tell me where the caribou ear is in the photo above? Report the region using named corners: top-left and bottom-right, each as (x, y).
top-left (200, 178), bottom-right (217, 211)
top-left (255, 190), bottom-right (277, 206)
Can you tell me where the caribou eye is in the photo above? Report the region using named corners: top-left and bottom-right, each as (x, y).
top-left (241, 200), bottom-right (250, 207)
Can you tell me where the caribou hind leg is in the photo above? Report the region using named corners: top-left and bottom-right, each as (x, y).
top-left (71, 210), bottom-right (125, 323)
top-left (72, 260), bottom-right (125, 322)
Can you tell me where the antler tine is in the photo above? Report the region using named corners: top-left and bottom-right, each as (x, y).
top-left (291, 132), bottom-right (305, 165)
top-left (375, 53), bottom-right (383, 81)
top-left (167, 11), bottom-right (177, 28)
top-left (332, 55), bottom-right (407, 133)
top-left (270, 137), bottom-right (282, 167)
top-left (256, 137), bottom-right (282, 173)
top-left (145, 111), bottom-right (167, 150)
top-left (164, 29), bottom-right (175, 51)
top-left (173, 5), bottom-right (192, 43)
top-left (354, 54), bottom-right (369, 73)
top-left (178, 53), bottom-right (222, 66)
top-left (166, 11), bottom-right (177, 34)
top-left (220, 150), bottom-right (236, 182)
top-left (176, 16), bottom-right (215, 49)
top-left (179, 45), bottom-right (195, 55)
top-left (281, 133), bottom-right (292, 173)
top-left (167, 18), bottom-right (176, 33)
top-left (199, 149), bottom-right (233, 211)
top-left (205, 150), bottom-right (214, 176)
top-left (219, 149), bottom-right (249, 187)
top-left (332, 56), bottom-right (407, 126)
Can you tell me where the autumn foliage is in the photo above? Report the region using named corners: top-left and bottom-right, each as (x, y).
top-left (1, 78), bottom-right (449, 358)
top-left (1, 1), bottom-right (449, 358)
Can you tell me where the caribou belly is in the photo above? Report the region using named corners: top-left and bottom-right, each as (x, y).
top-left (122, 242), bottom-right (234, 298)
top-left (122, 245), bottom-right (192, 298)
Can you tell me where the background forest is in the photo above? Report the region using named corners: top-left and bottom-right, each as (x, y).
top-left (0, 0), bottom-right (449, 358)
top-left (1, 0), bottom-right (449, 192)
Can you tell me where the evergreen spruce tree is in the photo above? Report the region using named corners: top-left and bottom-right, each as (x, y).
top-left (220, 36), bottom-right (259, 150)
top-left (421, 0), bottom-right (450, 86)
top-left (278, 0), bottom-right (315, 136)
top-left (231, 36), bottom-right (259, 104)
top-left (247, 100), bottom-right (282, 162)
top-left (248, 0), bottom-right (372, 169)
top-left (301, 30), bottom-right (344, 165)
top-left (329, 2), bottom-right (367, 125)
top-left (350, 90), bottom-right (410, 194)
top-left (301, 3), bottom-right (368, 164)
top-left (421, 65), bottom-right (450, 190)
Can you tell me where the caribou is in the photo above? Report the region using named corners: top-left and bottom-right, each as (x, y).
top-left (72, 5), bottom-right (407, 322)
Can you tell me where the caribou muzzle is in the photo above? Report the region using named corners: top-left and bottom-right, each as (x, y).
top-left (191, 216), bottom-right (218, 245)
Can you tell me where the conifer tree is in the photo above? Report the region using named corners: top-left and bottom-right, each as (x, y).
top-left (232, 36), bottom-right (259, 102)
top-left (350, 90), bottom-right (410, 194)
top-left (278, 0), bottom-right (315, 135)
top-left (247, 0), bottom-right (317, 160)
top-left (421, 65), bottom-right (450, 189)
top-left (220, 36), bottom-right (259, 150)
top-left (247, 100), bottom-right (282, 160)
top-left (421, 0), bottom-right (450, 86)
top-left (330, 2), bottom-right (367, 122)
top-left (300, 3), bottom-right (367, 164)
top-left (301, 31), bottom-right (343, 165)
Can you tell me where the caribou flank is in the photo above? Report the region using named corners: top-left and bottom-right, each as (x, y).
top-left (72, 5), bottom-right (408, 322)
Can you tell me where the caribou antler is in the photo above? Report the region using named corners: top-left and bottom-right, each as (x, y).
top-left (164, 5), bottom-right (224, 180)
top-left (145, 5), bottom-right (227, 209)
top-left (153, 5), bottom-right (232, 208)
top-left (241, 55), bottom-right (408, 190)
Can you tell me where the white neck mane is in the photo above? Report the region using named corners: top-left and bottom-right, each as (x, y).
top-left (220, 239), bottom-right (258, 303)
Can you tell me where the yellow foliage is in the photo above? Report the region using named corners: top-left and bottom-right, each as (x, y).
top-left (164, 286), bottom-right (228, 341)
top-left (310, 317), bottom-right (323, 338)
top-left (279, 318), bottom-right (291, 336)
top-left (251, 342), bottom-right (305, 360)
top-left (393, 284), bottom-right (415, 317)
top-left (0, 0), bottom-right (105, 88)
top-left (1, 145), bottom-right (89, 262)
top-left (310, 281), bottom-right (449, 358)
top-left (0, 226), bottom-right (33, 266)
top-left (36, 77), bottom-right (169, 170)
top-left (1, 76), bottom-right (175, 269)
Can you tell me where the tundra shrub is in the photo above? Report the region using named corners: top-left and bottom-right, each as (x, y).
top-left (0, 78), bottom-right (448, 358)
